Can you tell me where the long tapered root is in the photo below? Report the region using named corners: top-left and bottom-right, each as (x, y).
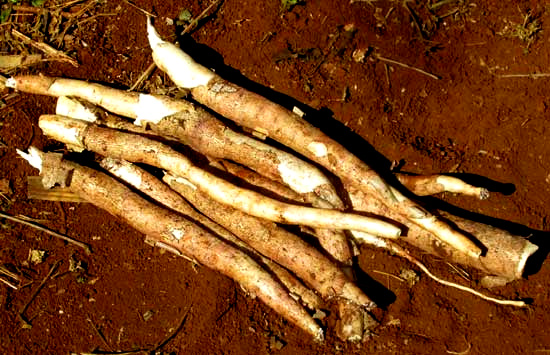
top-left (19, 147), bottom-right (324, 340)
top-left (146, 20), bottom-right (481, 258)
top-left (353, 234), bottom-right (526, 307)
top-left (396, 173), bottom-right (489, 199)
top-left (38, 114), bottom-right (401, 238)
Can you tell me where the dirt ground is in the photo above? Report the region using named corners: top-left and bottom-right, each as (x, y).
top-left (1, 0), bottom-right (550, 354)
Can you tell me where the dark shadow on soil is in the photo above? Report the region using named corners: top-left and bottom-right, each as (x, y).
top-left (175, 35), bottom-right (550, 278)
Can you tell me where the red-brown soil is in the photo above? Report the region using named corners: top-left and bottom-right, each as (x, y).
top-left (1, 0), bottom-right (550, 354)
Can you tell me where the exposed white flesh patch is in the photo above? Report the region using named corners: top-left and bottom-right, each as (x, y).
top-left (135, 94), bottom-right (179, 126)
top-left (224, 130), bottom-right (329, 193)
top-left (56, 96), bottom-right (98, 123)
top-left (101, 158), bottom-right (142, 189)
top-left (350, 231), bottom-right (388, 249)
top-left (17, 147), bottom-right (43, 172)
top-left (170, 228), bottom-right (185, 240)
top-left (38, 115), bottom-right (87, 151)
top-left (164, 173), bottom-right (197, 190)
top-left (277, 155), bottom-right (330, 194)
top-left (307, 142), bottom-right (328, 157)
top-left (5, 77), bottom-right (16, 88)
top-left (147, 18), bottom-right (214, 89)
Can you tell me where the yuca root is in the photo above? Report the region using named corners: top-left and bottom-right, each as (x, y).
top-left (20, 148), bottom-right (324, 340)
top-left (146, 19), bottom-right (481, 258)
top-left (164, 172), bottom-right (379, 341)
top-left (38, 114), bottom-right (401, 238)
top-left (213, 159), bottom-right (354, 264)
top-left (9, 75), bottom-right (345, 210)
top-left (353, 233), bottom-right (526, 307)
top-left (163, 172), bottom-right (373, 307)
top-left (100, 157), bottom-right (323, 310)
top-left (348, 186), bottom-right (538, 280)
top-left (395, 173), bottom-right (489, 199)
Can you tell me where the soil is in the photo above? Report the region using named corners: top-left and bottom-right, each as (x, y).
top-left (1, 0), bottom-right (550, 354)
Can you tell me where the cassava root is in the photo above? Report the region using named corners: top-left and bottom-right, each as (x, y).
top-left (38, 114), bottom-right (402, 238)
top-left (146, 18), bottom-right (482, 258)
top-left (19, 148), bottom-right (324, 340)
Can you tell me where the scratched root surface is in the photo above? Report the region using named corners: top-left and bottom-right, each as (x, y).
top-left (1, 0), bottom-right (550, 354)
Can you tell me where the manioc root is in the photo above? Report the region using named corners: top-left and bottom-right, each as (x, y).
top-left (38, 114), bottom-right (402, 238)
top-left (9, 75), bottom-right (346, 210)
top-left (163, 172), bottom-right (375, 308)
top-left (100, 157), bottom-right (323, 310)
top-left (348, 186), bottom-right (538, 280)
top-left (395, 173), bottom-right (489, 199)
top-left (19, 148), bottom-right (324, 340)
top-left (212, 159), bottom-right (354, 264)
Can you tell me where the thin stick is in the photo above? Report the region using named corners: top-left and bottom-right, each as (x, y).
top-left (18, 260), bottom-right (61, 328)
top-left (0, 277), bottom-right (19, 290)
top-left (497, 73), bottom-right (550, 79)
top-left (0, 211), bottom-right (91, 254)
top-left (128, 0), bottom-right (221, 91)
top-left (10, 29), bottom-right (78, 67)
top-left (148, 305), bottom-right (192, 353)
top-left (87, 317), bottom-right (114, 352)
top-left (122, 0), bottom-right (156, 17)
top-left (375, 55), bottom-right (440, 80)
top-left (371, 270), bottom-right (405, 282)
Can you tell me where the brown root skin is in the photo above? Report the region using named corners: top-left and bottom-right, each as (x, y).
top-left (164, 173), bottom-right (375, 309)
top-left (348, 186), bottom-right (538, 280)
top-left (213, 159), bottom-right (353, 265)
top-left (101, 157), bottom-right (323, 310)
top-left (145, 24), bottom-right (473, 254)
top-left (30, 151), bottom-right (324, 340)
top-left (12, 75), bottom-right (344, 210)
top-left (184, 76), bottom-right (480, 258)
top-left (38, 115), bottom-right (401, 237)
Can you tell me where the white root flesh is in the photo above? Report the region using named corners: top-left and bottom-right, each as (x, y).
top-left (38, 114), bottom-right (401, 238)
top-left (145, 20), bottom-right (481, 259)
top-left (396, 173), bottom-right (489, 199)
top-left (212, 159), bottom-right (354, 264)
top-left (19, 148), bottom-right (324, 340)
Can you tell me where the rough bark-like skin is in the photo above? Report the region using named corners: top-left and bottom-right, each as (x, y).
top-left (164, 174), bottom-right (375, 309)
top-left (11, 75), bottom-right (344, 210)
top-left (39, 115), bottom-right (399, 236)
top-left (191, 78), bottom-right (480, 257)
top-left (217, 160), bottom-right (354, 265)
top-left (101, 158), bottom-right (323, 310)
top-left (40, 156), bottom-right (323, 340)
top-left (348, 186), bottom-right (537, 279)
top-left (10, 76), bottom-right (141, 115)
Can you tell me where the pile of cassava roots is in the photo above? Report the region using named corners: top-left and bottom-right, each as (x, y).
top-left (7, 19), bottom-right (537, 342)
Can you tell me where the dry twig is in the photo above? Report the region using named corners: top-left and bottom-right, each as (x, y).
top-left (0, 211), bottom-right (91, 254)
top-left (10, 29), bottom-right (78, 67)
top-left (18, 260), bottom-right (61, 328)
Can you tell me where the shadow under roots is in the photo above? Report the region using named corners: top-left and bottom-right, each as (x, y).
top-left (352, 264), bottom-right (396, 309)
top-left (175, 35), bottom-right (395, 174)
top-left (174, 37), bottom-right (549, 277)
